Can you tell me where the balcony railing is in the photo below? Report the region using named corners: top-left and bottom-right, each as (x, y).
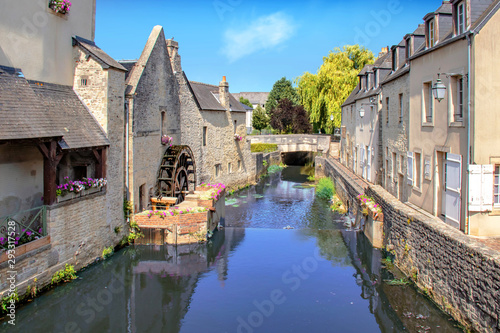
top-left (0, 206), bottom-right (47, 249)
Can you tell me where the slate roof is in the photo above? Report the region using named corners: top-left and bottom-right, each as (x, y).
top-left (471, 0), bottom-right (500, 30)
top-left (0, 66), bottom-right (63, 141)
top-left (342, 52), bottom-right (392, 107)
top-left (188, 81), bottom-right (246, 112)
top-left (29, 80), bottom-right (109, 149)
top-left (73, 36), bottom-right (127, 72)
top-left (240, 102), bottom-right (254, 111)
top-left (118, 60), bottom-right (137, 80)
top-left (232, 92), bottom-right (269, 106)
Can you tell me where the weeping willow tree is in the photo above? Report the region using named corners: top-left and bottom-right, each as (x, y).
top-left (296, 45), bottom-right (374, 133)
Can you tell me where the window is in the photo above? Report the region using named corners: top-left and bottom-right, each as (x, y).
top-left (139, 184), bottom-right (145, 212)
top-left (392, 49), bottom-right (398, 71)
top-left (392, 152), bottom-right (397, 180)
top-left (423, 82), bottom-right (433, 123)
top-left (457, 2), bottom-right (465, 35)
top-left (415, 152), bottom-right (421, 189)
top-left (202, 126), bottom-right (207, 146)
top-left (400, 155), bottom-right (404, 173)
top-left (374, 70), bottom-right (378, 87)
top-left (428, 19), bottom-right (436, 47)
top-left (386, 97), bottom-right (390, 125)
top-left (228, 162), bottom-right (232, 174)
top-left (161, 111), bottom-right (166, 137)
top-left (215, 164), bottom-right (221, 177)
top-left (405, 38), bottom-right (412, 60)
top-left (234, 120), bottom-right (237, 132)
top-left (399, 93), bottom-right (403, 123)
top-left (80, 76), bottom-right (88, 86)
top-left (424, 155), bottom-right (432, 180)
top-left (370, 106), bottom-right (375, 131)
top-left (407, 152), bottom-right (414, 185)
top-left (495, 165), bottom-right (500, 207)
top-left (451, 76), bottom-right (464, 121)
top-left (238, 160), bottom-right (241, 171)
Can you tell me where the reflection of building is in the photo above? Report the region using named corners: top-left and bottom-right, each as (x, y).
top-left (126, 228), bottom-right (246, 332)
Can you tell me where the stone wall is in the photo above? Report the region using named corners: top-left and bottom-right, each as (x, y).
top-left (127, 27), bottom-right (182, 213)
top-left (0, 193), bottom-right (112, 298)
top-left (367, 184), bottom-right (500, 333)
top-left (254, 151), bottom-right (281, 179)
top-left (249, 134), bottom-right (331, 154)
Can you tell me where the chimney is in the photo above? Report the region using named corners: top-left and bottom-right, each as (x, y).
top-left (166, 39), bottom-right (182, 73)
top-left (219, 76), bottom-right (230, 110)
top-left (378, 47), bottom-right (389, 58)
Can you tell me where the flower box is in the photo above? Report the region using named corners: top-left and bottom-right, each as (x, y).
top-left (57, 192), bottom-right (75, 203)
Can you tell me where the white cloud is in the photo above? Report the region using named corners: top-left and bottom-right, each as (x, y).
top-left (222, 12), bottom-right (296, 62)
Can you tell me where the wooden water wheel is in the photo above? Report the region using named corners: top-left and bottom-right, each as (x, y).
top-left (155, 145), bottom-right (197, 204)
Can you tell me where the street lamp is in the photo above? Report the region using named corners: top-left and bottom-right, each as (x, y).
top-left (432, 73), bottom-right (446, 102)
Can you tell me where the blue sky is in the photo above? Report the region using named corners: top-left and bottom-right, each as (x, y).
top-left (95, 0), bottom-right (440, 93)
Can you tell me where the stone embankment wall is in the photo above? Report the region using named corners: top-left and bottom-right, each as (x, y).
top-left (0, 192), bottom-right (119, 299)
top-left (367, 185), bottom-right (500, 333)
top-left (317, 156), bottom-right (500, 333)
top-left (253, 151), bottom-right (281, 179)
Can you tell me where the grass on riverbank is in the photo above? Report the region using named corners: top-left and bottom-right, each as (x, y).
top-left (315, 177), bottom-right (335, 200)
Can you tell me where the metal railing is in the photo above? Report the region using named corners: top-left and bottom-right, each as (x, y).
top-left (0, 206), bottom-right (47, 249)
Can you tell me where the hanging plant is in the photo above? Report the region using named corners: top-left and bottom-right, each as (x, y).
top-left (49, 0), bottom-right (72, 14)
top-left (161, 135), bottom-right (173, 146)
top-left (234, 134), bottom-right (243, 141)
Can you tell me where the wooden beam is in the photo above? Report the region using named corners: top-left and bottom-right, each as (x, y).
top-left (38, 140), bottom-right (63, 206)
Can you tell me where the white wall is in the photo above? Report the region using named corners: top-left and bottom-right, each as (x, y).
top-left (0, 0), bottom-right (96, 85)
top-left (0, 145), bottom-right (44, 217)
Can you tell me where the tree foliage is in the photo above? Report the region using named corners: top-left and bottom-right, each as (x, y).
top-left (252, 105), bottom-right (269, 134)
top-left (296, 45), bottom-right (374, 133)
top-left (239, 96), bottom-right (253, 108)
top-left (265, 77), bottom-right (300, 114)
top-left (270, 98), bottom-right (312, 134)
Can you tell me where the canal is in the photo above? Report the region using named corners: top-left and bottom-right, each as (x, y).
top-left (1, 166), bottom-right (462, 332)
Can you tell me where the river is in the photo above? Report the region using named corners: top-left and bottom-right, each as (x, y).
top-left (0, 166), bottom-right (462, 333)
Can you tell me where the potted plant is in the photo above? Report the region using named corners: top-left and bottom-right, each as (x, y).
top-left (49, 0), bottom-right (72, 14)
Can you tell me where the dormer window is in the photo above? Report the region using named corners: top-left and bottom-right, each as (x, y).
top-left (359, 76), bottom-right (364, 90)
top-left (428, 19), bottom-right (436, 48)
top-left (392, 50), bottom-right (398, 71)
top-left (374, 70), bottom-right (378, 88)
top-left (456, 1), bottom-right (465, 34)
top-left (405, 37), bottom-right (412, 60)
top-left (365, 75), bottom-right (369, 91)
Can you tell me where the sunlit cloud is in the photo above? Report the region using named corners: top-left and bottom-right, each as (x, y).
top-left (222, 12), bottom-right (296, 62)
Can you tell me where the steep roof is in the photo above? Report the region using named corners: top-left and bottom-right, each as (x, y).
top-left (29, 80), bottom-right (109, 149)
top-left (118, 60), bottom-right (137, 80)
top-left (240, 102), bottom-right (254, 111)
top-left (471, 0), bottom-right (500, 31)
top-left (125, 25), bottom-right (165, 96)
top-left (0, 66), bottom-right (63, 141)
top-left (72, 36), bottom-right (127, 72)
top-left (189, 81), bottom-right (246, 112)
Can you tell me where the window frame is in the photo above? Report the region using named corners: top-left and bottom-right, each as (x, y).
top-left (423, 81), bottom-right (434, 124)
top-left (494, 165), bottom-right (500, 207)
top-left (428, 19), bottom-right (436, 48)
top-left (399, 93), bottom-right (403, 124)
top-left (457, 2), bottom-right (466, 35)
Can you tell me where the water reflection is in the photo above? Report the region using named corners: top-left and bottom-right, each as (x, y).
top-left (1, 166), bottom-right (462, 333)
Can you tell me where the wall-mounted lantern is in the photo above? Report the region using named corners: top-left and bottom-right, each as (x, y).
top-left (432, 73), bottom-right (447, 102)
top-left (359, 108), bottom-right (365, 118)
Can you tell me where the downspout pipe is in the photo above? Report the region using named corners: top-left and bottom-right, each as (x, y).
top-left (465, 30), bottom-right (475, 235)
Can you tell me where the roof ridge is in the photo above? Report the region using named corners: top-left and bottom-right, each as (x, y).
top-left (189, 81), bottom-right (218, 88)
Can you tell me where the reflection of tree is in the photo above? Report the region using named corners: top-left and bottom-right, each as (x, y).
top-left (306, 229), bottom-right (351, 267)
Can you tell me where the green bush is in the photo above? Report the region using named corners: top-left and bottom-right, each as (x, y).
top-left (315, 177), bottom-right (335, 200)
top-left (51, 264), bottom-right (77, 285)
top-left (268, 164), bottom-right (285, 174)
top-left (102, 246), bottom-right (114, 259)
top-left (251, 143), bottom-right (278, 153)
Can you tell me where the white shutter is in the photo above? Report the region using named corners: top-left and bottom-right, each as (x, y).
top-left (360, 147), bottom-right (365, 177)
top-left (445, 153), bottom-right (462, 227)
top-left (468, 165), bottom-right (482, 212)
top-left (367, 147), bottom-right (372, 182)
top-left (481, 165), bottom-right (494, 211)
top-left (407, 152), bottom-right (414, 185)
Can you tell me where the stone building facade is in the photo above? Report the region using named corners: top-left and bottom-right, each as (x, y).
top-left (119, 26), bottom-right (182, 213)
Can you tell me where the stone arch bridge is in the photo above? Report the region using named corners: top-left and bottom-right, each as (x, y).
top-left (249, 134), bottom-right (335, 156)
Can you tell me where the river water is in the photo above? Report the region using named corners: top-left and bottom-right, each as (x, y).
top-left (1, 166), bottom-right (462, 333)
